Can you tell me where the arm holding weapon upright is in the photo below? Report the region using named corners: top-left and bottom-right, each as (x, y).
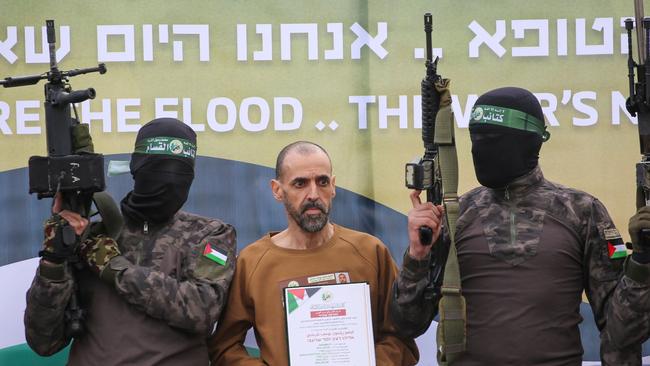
top-left (4, 20), bottom-right (119, 355)
top-left (584, 5), bottom-right (650, 359)
top-left (390, 12), bottom-right (457, 338)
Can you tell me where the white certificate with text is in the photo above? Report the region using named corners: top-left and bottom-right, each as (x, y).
top-left (284, 282), bottom-right (376, 366)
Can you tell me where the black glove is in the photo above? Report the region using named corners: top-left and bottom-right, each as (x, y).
top-left (40, 214), bottom-right (78, 264)
top-left (629, 206), bottom-right (650, 263)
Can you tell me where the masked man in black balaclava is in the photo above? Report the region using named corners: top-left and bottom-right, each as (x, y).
top-left (391, 87), bottom-right (650, 365)
top-left (25, 118), bottom-right (237, 366)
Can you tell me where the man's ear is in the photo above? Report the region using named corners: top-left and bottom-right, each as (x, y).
top-left (271, 179), bottom-right (283, 202)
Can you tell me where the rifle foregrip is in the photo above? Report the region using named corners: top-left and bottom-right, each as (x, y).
top-left (419, 226), bottom-right (433, 246)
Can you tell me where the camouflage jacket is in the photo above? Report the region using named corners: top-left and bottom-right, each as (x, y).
top-left (390, 166), bottom-right (650, 365)
top-left (24, 211), bottom-right (236, 365)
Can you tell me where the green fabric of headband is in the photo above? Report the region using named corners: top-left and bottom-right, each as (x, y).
top-left (134, 136), bottom-right (197, 159)
top-left (470, 104), bottom-right (550, 141)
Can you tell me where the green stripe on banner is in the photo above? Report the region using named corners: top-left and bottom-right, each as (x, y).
top-left (0, 343), bottom-right (70, 366)
top-left (0, 343), bottom-right (261, 363)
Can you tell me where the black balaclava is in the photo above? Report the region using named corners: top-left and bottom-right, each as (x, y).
top-left (121, 118), bottom-right (197, 226)
top-left (468, 87), bottom-right (550, 189)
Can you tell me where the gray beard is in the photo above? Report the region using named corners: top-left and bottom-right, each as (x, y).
top-left (284, 199), bottom-right (329, 233)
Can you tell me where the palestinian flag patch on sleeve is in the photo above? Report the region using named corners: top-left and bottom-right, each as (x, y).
top-left (604, 228), bottom-right (627, 260)
top-left (203, 243), bottom-right (228, 265)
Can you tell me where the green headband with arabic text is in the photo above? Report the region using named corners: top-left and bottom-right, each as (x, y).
top-left (133, 136), bottom-right (197, 159)
top-left (469, 104), bottom-right (550, 142)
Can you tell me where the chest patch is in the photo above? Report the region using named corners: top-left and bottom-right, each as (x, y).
top-left (480, 203), bottom-right (545, 266)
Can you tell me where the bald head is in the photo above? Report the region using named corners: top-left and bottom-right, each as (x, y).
top-left (275, 141), bottom-right (331, 180)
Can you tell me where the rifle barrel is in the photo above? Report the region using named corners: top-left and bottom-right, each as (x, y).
top-left (626, 19), bottom-right (636, 100)
top-left (424, 13), bottom-right (433, 63)
top-left (46, 20), bottom-right (58, 72)
top-left (0, 74), bottom-right (46, 88)
top-left (635, 0), bottom-right (646, 64)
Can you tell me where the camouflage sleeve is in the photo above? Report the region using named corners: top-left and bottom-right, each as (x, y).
top-left (389, 242), bottom-right (442, 338)
top-left (113, 222), bottom-right (237, 335)
top-left (583, 198), bottom-right (648, 364)
top-left (375, 244), bottom-right (419, 365)
top-left (23, 261), bottom-right (74, 356)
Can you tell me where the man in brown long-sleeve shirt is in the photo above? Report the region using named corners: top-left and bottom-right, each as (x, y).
top-left (209, 141), bottom-right (418, 365)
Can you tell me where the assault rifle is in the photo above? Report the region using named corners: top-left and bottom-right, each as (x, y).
top-left (1, 20), bottom-right (109, 337)
top-left (625, 2), bottom-right (650, 243)
top-left (405, 13), bottom-right (443, 245)
top-left (404, 14), bottom-right (464, 363)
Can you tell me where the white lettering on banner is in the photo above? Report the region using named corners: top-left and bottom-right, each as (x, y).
top-left (281, 24), bottom-right (319, 60)
top-left (143, 24), bottom-right (154, 61)
top-left (571, 91), bottom-right (598, 126)
top-left (469, 20), bottom-right (507, 58)
top-left (470, 17), bottom-right (630, 57)
top-left (116, 98), bottom-right (141, 132)
top-left (172, 25), bottom-right (210, 62)
top-left (155, 98), bottom-right (179, 119)
top-left (274, 97), bottom-right (302, 131)
top-left (0, 101), bottom-right (12, 134)
top-left (350, 22), bottom-right (388, 59)
top-left (1, 18), bottom-right (635, 65)
top-left (236, 24), bottom-right (247, 61)
top-left (349, 95), bottom-right (376, 129)
top-left (0, 27), bottom-right (18, 64)
top-left (240, 97), bottom-right (270, 132)
top-left (237, 22), bottom-right (387, 61)
top-left (255, 24), bottom-right (273, 61)
top-left (378, 95), bottom-right (408, 129)
top-left (154, 98), bottom-right (205, 131)
top-left (511, 20), bottom-right (549, 57)
top-left (413, 95), bottom-right (422, 129)
top-left (0, 92), bottom-right (636, 135)
top-left (97, 25), bottom-right (136, 62)
top-left (159, 24), bottom-right (169, 43)
top-left (325, 23), bottom-right (344, 60)
top-left (1, 26), bottom-right (70, 64)
top-left (557, 19), bottom-right (568, 56)
top-left (620, 17), bottom-right (634, 54)
top-left (576, 18), bottom-right (613, 56)
top-left (98, 24), bottom-right (208, 62)
top-left (16, 100), bottom-right (41, 134)
top-left (535, 93), bottom-right (560, 127)
top-left (81, 99), bottom-right (112, 132)
top-left (452, 94), bottom-right (479, 128)
top-left (611, 91), bottom-right (636, 125)
top-left (205, 97), bottom-right (302, 132)
top-left (24, 26), bottom-right (70, 63)
top-left (351, 95), bottom-right (476, 129)
top-left (182, 98), bottom-right (204, 132)
top-left (207, 97), bottom-right (237, 132)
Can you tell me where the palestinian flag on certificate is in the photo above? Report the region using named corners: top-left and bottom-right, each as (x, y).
top-left (607, 241), bottom-right (627, 260)
top-left (203, 243), bottom-right (227, 265)
top-left (286, 287), bottom-right (321, 314)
